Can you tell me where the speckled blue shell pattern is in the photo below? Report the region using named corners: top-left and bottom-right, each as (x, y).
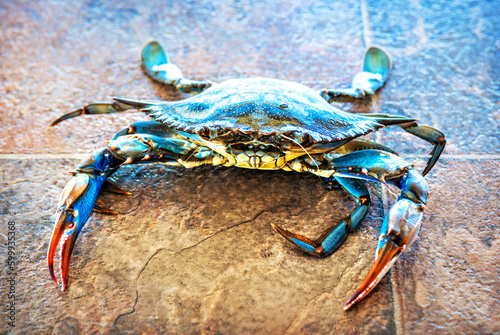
top-left (124, 78), bottom-right (384, 143)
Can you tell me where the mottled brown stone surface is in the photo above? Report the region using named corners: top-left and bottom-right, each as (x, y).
top-left (1, 0), bottom-right (499, 334)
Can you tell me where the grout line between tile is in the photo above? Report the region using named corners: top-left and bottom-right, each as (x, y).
top-left (0, 154), bottom-right (87, 160)
top-left (360, 0), bottom-right (373, 47)
top-left (398, 154), bottom-right (500, 160)
top-left (0, 153), bottom-right (499, 160)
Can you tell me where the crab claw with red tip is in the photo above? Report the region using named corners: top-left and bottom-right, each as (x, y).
top-left (47, 171), bottom-right (106, 290)
top-left (344, 198), bottom-right (424, 310)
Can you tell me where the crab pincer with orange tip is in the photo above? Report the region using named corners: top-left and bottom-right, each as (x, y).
top-left (48, 41), bottom-right (445, 310)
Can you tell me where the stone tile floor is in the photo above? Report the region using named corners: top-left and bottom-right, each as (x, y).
top-left (0, 0), bottom-right (499, 334)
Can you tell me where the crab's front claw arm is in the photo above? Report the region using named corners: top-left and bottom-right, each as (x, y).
top-left (47, 148), bottom-right (115, 290)
top-left (47, 126), bottom-right (195, 290)
top-left (344, 169), bottom-right (427, 310)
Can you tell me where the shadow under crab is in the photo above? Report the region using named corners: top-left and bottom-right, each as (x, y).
top-left (48, 41), bottom-right (445, 310)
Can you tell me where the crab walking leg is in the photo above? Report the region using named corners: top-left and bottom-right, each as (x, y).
top-left (48, 97), bottom-right (167, 128)
top-left (275, 137), bottom-right (404, 253)
top-left (327, 149), bottom-right (428, 310)
top-left (141, 41), bottom-right (213, 94)
top-left (397, 122), bottom-right (446, 176)
top-left (49, 41), bottom-right (214, 128)
top-left (320, 47), bottom-right (391, 103)
top-left (48, 100), bottom-right (139, 127)
top-left (47, 124), bottom-right (221, 290)
top-left (273, 178), bottom-right (371, 257)
top-left (357, 114), bottom-right (446, 176)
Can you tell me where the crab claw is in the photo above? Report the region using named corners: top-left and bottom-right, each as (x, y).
top-left (47, 173), bottom-right (105, 290)
top-left (47, 148), bottom-right (113, 290)
top-left (344, 198), bottom-right (424, 310)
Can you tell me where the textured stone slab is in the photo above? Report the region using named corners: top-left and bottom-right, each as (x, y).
top-left (2, 158), bottom-right (498, 334)
top-left (365, 0), bottom-right (500, 155)
top-left (0, 0), bottom-right (364, 154)
top-left (1, 158), bottom-right (394, 334)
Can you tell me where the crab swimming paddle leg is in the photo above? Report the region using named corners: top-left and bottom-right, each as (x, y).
top-left (320, 46), bottom-right (392, 103)
top-left (141, 41), bottom-right (213, 94)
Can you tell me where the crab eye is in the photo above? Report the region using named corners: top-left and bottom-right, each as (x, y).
top-left (279, 103), bottom-right (288, 109)
top-left (247, 144), bottom-right (254, 150)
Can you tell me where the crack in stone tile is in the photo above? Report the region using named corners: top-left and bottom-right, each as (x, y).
top-left (113, 290), bottom-right (139, 329)
top-left (112, 247), bottom-right (168, 330)
top-left (338, 260), bottom-right (351, 284)
top-left (111, 209), bottom-right (268, 329)
top-left (180, 209), bottom-right (268, 253)
top-left (137, 248), bottom-right (168, 281)
top-left (283, 291), bottom-right (329, 335)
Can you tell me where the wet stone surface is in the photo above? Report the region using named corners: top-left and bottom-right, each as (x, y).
top-left (1, 0), bottom-right (499, 334)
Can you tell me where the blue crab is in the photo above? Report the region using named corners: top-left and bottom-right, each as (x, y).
top-left (48, 41), bottom-right (445, 310)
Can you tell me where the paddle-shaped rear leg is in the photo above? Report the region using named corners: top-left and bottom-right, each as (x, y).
top-left (320, 47), bottom-right (391, 103)
top-left (273, 177), bottom-right (371, 257)
top-left (49, 42), bottom-right (213, 128)
top-left (142, 41), bottom-right (213, 94)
